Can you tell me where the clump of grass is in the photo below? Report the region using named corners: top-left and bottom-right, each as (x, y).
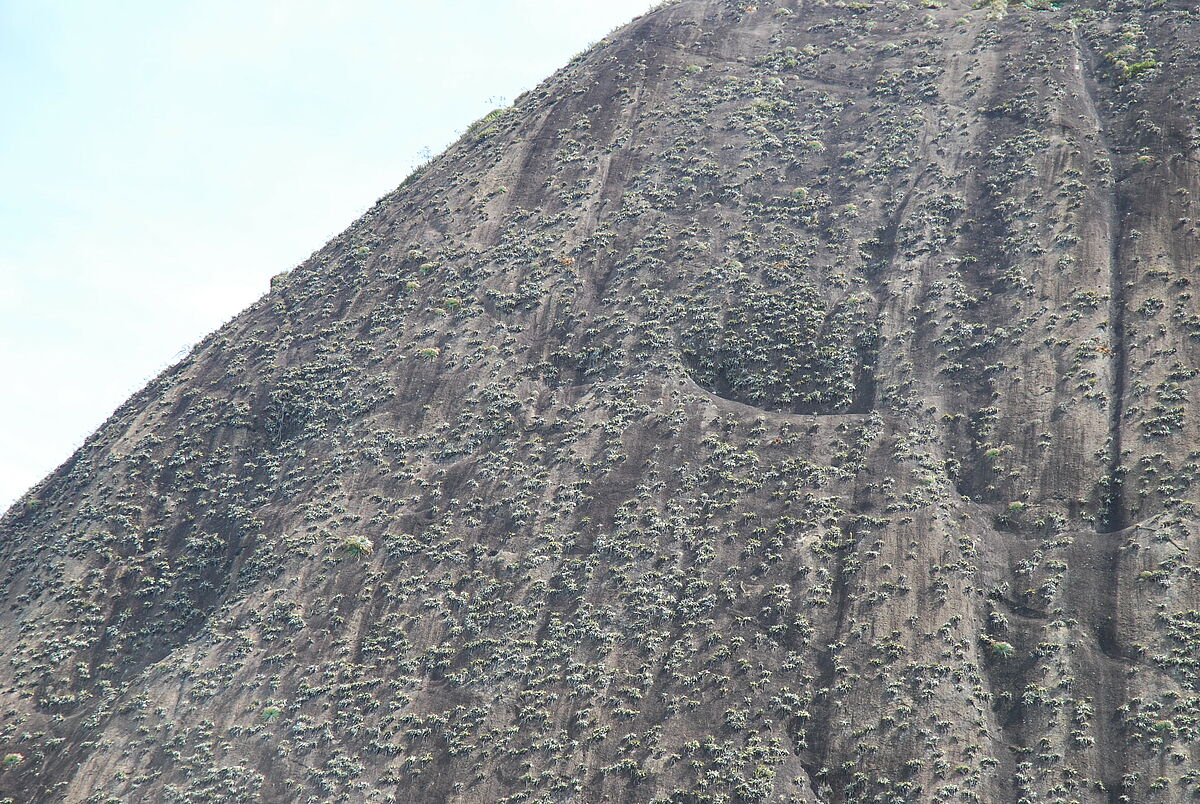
top-left (1106, 44), bottom-right (1159, 82)
top-left (340, 535), bottom-right (374, 557)
top-left (467, 106), bottom-right (513, 140)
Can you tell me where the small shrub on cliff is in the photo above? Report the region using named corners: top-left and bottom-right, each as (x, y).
top-left (989, 640), bottom-right (1015, 659)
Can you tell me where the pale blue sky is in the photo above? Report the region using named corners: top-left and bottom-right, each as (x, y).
top-left (0, 0), bottom-right (659, 510)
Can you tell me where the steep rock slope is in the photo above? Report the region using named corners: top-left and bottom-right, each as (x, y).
top-left (4, 1), bottom-right (1200, 802)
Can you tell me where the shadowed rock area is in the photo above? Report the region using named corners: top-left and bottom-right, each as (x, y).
top-left (4, 0), bottom-right (1200, 801)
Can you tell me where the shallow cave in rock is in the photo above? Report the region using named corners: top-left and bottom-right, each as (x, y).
top-left (679, 281), bottom-right (879, 415)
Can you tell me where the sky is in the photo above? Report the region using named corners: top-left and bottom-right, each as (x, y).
top-left (0, 0), bottom-right (660, 512)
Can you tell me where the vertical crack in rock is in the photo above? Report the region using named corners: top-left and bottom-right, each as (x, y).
top-left (803, 490), bottom-right (866, 802)
top-left (1100, 205), bottom-right (1129, 536)
top-left (1075, 30), bottom-right (1133, 802)
top-left (1075, 29), bottom-right (1128, 538)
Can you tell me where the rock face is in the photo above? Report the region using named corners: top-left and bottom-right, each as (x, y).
top-left (4, 0), bottom-right (1200, 801)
